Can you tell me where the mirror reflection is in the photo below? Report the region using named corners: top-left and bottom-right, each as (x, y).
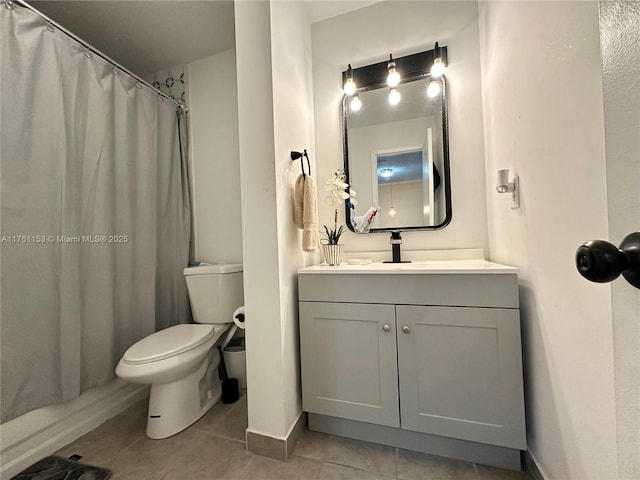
top-left (344, 74), bottom-right (450, 231)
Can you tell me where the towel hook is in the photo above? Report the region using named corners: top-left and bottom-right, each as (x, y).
top-left (291, 150), bottom-right (311, 177)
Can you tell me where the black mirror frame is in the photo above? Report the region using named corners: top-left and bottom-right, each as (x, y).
top-left (342, 49), bottom-right (452, 233)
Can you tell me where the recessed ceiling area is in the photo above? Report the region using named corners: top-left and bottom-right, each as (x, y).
top-left (29, 0), bottom-right (236, 77)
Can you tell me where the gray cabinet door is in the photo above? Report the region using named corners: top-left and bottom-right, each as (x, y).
top-left (299, 302), bottom-right (399, 427)
top-left (396, 305), bottom-right (526, 449)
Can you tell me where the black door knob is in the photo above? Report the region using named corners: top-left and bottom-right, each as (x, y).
top-left (576, 232), bottom-right (640, 289)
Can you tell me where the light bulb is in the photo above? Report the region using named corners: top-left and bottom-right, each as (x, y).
top-left (387, 55), bottom-right (400, 87)
top-left (388, 88), bottom-right (401, 105)
top-left (427, 81), bottom-right (441, 98)
top-left (343, 77), bottom-right (356, 96)
top-left (380, 168), bottom-right (393, 178)
top-left (431, 58), bottom-right (445, 78)
top-left (387, 68), bottom-right (400, 87)
top-left (387, 69), bottom-right (400, 88)
top-left (350, 95), bottom-right (362, 112)
top-left (389, 207), bottom-right (397, 217)
top-left (343, 64), bottom-right (356, 95)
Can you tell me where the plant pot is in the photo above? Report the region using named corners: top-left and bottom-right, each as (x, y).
top-left (322, 244), bottom-right (343, 266)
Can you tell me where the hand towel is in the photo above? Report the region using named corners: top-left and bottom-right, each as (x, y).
top-left (294, 174), bottom-right (305, 230)
top-left (302, 175), bottom-right (319, 253)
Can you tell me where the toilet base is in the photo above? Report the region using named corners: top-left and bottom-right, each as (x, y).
top-left (146, 348), bottom-right (222, 439)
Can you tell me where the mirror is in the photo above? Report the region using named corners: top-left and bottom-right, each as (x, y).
top-left (342, 53), bottom-right (451, 232)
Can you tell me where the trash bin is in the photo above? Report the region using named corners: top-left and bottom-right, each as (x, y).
top-left (223, 336), bottom-right (246, 389)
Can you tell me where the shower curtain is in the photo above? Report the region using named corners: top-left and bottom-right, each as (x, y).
top-left (0, 4), bottom-right (191, 421)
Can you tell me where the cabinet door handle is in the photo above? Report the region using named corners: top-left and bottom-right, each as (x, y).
top-left (382, 324), bottom-right (391, 332)
top-left (402, 326), bottom-right (411, 334)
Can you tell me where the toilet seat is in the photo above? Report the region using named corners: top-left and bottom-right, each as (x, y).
top-left (122, 324), bottom-right (216, 365)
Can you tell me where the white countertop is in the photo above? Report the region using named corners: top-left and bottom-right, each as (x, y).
top-left (298, 259), bottom-right (518, 275)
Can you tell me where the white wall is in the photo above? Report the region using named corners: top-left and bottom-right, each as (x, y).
top-left (187, 49), bottom-right (243, 264)
top-left (478, 2), bottom-right (618, 479)
top-left (599, 2), bottom-right (640, 478)
top-left (234, 0), bottom-right (283, 439)
top-left (377, 181), bottom-right (423, 228)
top-left (270, 0), bottom-right (317, 436)
top-left (234, 0), bottom-right (315, 440)
top-left (312, 1), bottom-right (487, 254)
top-left (146, 51), bottom-right (243, 265)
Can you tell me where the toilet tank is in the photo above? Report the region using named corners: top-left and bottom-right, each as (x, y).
top-left (183, 263), bottom-right (243, 324)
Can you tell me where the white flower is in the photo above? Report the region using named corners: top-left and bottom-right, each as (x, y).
top-left (326, 196), bottom-right (341, 207)
top-left (349, 189), bottom-right (358, 206)
top-left (334, 178), bottom-right (349, 190)
top-left (324, 169), bottom-right (353, 206)
top-left (323, 169), bottom-right (356, 244)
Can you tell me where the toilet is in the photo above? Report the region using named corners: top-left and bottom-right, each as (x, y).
top-left (116, 263), bottom-right (243, 439)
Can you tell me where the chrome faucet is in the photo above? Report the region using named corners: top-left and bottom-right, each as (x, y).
top-left (384, 230), bottom-right (411, 264)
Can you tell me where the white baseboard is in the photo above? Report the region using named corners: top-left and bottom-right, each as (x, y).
top-left (0, 379), bottom-right (148, 480)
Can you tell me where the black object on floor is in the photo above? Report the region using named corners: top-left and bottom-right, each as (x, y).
top-left (218, 346), bottom-right (239, 404)
top-left (11, 455), bottom-right (111, 480)
top-left (221, 377), bottom-right (239, 404)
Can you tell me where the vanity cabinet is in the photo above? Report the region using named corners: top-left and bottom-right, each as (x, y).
top-left (395, 305), bottom-right (524, 447)
top-left (298, 302), bottom-right (399, 427)
top-left (298, 263), bottom-right (527, 469)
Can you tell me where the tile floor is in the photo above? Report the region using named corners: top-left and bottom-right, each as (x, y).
top-left (56, 392), bottom-right (532, 480)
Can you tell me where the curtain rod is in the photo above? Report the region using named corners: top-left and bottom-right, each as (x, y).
top-left (6, 0), bottom-right (189, 114)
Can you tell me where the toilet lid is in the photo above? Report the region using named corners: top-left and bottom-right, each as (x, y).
top-left (123, 324), bottom-right (216, 365)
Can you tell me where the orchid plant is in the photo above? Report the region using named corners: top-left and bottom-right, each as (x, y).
top-left (323, 169), bottom-right (357, 245)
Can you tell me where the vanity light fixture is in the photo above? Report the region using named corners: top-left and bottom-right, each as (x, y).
top-left (426, 81), bottom-right (441, 98)
top-left (387, 54), bottom-right (400, 88)
top-left (496, 168), bottom-right (520, 209)
top-left (350, 94), bottom-right (362, 112)
top-left (341, 44), bottom-right (447, 102)
top-left (430, 42), bottom-right (447, 78)
top-left (388, 87), bottom-right (401, 105)
top-left (343, 64), bottom-right (356, 96)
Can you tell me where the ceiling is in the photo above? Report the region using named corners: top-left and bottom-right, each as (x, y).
top-left (303, 0), bottom-right (381, 23)
top-left (28, 0), bottom-right (381, 78)
top-left (377, 150), bottom-right (423, 183)
top-left (30, 0), bottom-right (236, 77)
